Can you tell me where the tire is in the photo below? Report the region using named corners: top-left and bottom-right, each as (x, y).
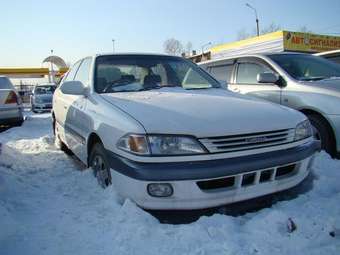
top-left (32, 105), bottom-right (37, 113)
top-left (13, 118), bottom-right (24, 127)
top-left (89, 143), bottom-right (112, 188)
top-left (53, 120), bottom-right (72, 154)
top-left (307, 114), bottom-right (334, 156)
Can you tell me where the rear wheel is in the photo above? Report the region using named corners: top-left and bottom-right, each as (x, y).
top-left (89, 143), bottom-right (112, 188)
top-left (13, 118), bottom-right (24, 127)
top-left (307, 114), bottom-right (334, 156)
top-left (32, 105), bottom-right (37, 113)
top-left (53, 120), bottom-right (72, 154)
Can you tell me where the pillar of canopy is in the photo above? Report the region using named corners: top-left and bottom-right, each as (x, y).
top-left (42, 55), bottom-right (67, 83)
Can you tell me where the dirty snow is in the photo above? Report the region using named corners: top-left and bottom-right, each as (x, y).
top-left (0, 114), bottom-right (340, 255)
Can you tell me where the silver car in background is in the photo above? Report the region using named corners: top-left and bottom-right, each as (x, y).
top-left (31, 83), bottom-right (56, 113)
top-left (0, 76), bottom-right (23, 126)
top-left (315, 50), bottom-right (340, 65)
top-left (200, 53), bottom-right (340, 157)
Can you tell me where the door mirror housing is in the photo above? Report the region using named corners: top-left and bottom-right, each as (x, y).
top-left (60, 81), bottom-right (87, 95)
top-left (257, 72), bottom-right (279, 84)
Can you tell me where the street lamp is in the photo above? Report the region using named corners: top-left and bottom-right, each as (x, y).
top-left (112, 39), bottom-right (115, 53)
top-left (246, 3), bottom-right (260, 36)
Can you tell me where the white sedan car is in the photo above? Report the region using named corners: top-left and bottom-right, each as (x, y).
top-left (0, 76), bottom-right (24, 126)
top-left (52, 53), bottom-right (320, 210)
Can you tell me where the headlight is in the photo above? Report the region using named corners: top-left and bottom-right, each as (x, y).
top-left (295, 120), bottom-right (312, 141)
top-left (148, 135), bottom-right (206, 155)
top-left (117, 134), bottom-right (206, 156)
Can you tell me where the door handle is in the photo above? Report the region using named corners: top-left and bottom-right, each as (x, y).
top-left (63, 105), bottom-right (67, 109)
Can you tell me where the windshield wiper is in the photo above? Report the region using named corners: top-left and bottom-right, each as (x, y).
top-left (136, 85), bottom-right (179, 92)
top-left (300, 76), bottom-right (327, 81)
top-left (184, 87), bottom-right (212, 90)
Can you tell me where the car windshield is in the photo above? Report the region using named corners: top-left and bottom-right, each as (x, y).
top-left (0, 77), bottom-right (14, 89)
top-left (94, 55), bottom-right (220, 93)
top-left (268, 54), bottom-right (340, 81)
top-left (35, 86), bottom-right (56, 94)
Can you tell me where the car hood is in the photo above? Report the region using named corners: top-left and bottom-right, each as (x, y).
top-left (300, 78), bottom-right (340, 96)
top-left (34, 94), bottom-right (53, 101)
top-left (101, 88), bottom-right (304, 137)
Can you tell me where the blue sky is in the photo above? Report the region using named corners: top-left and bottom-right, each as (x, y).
top-left (1, 0), bottom-right (340, 67)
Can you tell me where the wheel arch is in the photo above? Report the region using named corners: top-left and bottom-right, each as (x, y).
top-left (299, 108), bottom-right (337, 153)
top-left (52, 111), bottom-right (56, 135)
top-left (87, 132), bottom-right (103, 166)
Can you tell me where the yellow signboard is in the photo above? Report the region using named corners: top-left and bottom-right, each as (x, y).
top-left (283, 31), bottom-right (340, 53)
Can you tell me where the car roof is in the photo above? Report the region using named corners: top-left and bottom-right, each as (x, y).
top-left (36, 83), bottom-right (55, 86)
top-left (94, 52), bottom-right (174, 58)
top-left (199, 52), bottom-right (309, 65)
top-left (314, 49), bottom-right (340, 56)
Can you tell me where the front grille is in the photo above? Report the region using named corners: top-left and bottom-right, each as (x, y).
top-left (197, 163), bottom-right (298, 191)
top-left (199, 129), bottom-right (295, 153)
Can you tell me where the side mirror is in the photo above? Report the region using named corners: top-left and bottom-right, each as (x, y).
top-left (218, 80), bottom-right (228, 89)
top-left (257, 72), bottom-right (279, 84)
top-left (60, 81), bottom-right (87, 95)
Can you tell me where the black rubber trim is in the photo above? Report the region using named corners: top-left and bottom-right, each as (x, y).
top-left (105, 140), bottom-right (321, 181)
top-left (0, 117), bottom-right (23, 125)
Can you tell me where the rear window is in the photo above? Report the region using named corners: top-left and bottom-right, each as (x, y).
top-left (0, 77), bottom-right (14, 89)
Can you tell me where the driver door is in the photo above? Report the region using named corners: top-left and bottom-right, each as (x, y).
top-left (229, 58), bottom-right (281, 104)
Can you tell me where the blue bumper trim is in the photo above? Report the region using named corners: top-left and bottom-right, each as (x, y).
top-left (106, 140), bottom-right (320, 181)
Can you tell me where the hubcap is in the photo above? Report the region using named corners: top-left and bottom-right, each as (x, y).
top-left (92, 155), bottom-right (111, 187)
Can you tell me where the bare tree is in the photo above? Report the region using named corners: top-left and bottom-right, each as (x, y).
top-left (163, 38), bottom-right (184, 56)
top-left (237, 28), bottom-right (252, 40)
top-left (236, 22), bottom-right (282, 40)
top-left (260, 22), bottom-right (281, 34)
top-left (298, 26), bottom-right (313, 33)
top-left (185, 41), bottom-right (193, 55)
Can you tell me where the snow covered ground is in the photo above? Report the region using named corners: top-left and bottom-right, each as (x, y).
top-left (1, 114), bottom-right (340, 255)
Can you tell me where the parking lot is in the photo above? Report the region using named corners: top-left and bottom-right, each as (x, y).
top-left (0, 112), bottom-right (339, 254)
top-left (2, 1), bottom-right (340, 254)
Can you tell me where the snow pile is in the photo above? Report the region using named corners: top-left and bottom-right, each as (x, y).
top-left (1, 114), bottom-right (340, 255)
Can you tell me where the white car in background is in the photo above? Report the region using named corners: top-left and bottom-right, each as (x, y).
top-left (31, 83), bottom-right (56, 113)
top-left (52, 53), bottom-right (320, 210)
top-left (0, 76), bottom-right (24, 126)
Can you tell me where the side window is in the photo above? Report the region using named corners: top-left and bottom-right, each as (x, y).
top-left (236, 62), bottom-right (273, 84)
top-left (209, 64), bottom-right (234, 82)
top-left (74, 58), bottom-right (92, 86)
top-left (64, 60), bottom-right (82, 82)
top-left (0, 77), bottom-right (14, 89)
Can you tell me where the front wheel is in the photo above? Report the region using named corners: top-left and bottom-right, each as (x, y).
top-left (89, 143), bottom-right (112, 188)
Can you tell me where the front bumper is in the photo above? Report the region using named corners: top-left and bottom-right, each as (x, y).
top-left (0, 106), bottom-right (23, 125)
top-left (108, 140), bottom-right (320, 210)
top-left (32, 103), bottom-right (52, 111)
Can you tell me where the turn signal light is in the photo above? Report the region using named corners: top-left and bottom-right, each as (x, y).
top-left (5, 91), bottom-right (18, 104)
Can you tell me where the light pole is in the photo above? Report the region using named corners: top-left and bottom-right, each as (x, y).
top-left (50, 49), bottom-right (54, 83)
top-left (246, 3), bottom-right (260, 36)
top-left (112, 39), bottom-right (115, 53)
